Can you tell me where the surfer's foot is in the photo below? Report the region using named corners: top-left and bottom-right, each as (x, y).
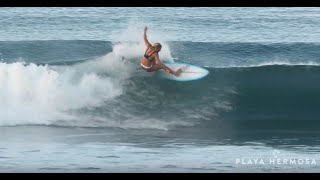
top-left (174, 65), bottom-right (189, 76)
top-left (175, 68), bottom-right (183, 76)
top-left (182, 65), bottom-right (190, 71)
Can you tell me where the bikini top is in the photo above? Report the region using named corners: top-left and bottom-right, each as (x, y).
top-left (144, 47), bottom-right (158, 61)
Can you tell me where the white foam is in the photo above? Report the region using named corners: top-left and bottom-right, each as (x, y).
top-left (215, 60), bottom-right (320, 69)
top-left (254, 61), bottom-right (320, 67)
top-left (0, 61), bottom-right (123, 126)
top-left (0, 28), bottom-right (177, 128)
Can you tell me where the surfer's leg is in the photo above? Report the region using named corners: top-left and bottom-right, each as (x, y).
top-left (144, 64), bottom-right (164, 72)
top-left (151, 63), bottom-right (179, 75)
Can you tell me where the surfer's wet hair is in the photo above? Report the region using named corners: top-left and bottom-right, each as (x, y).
top-left (153, 43), bottom-right (162, 50)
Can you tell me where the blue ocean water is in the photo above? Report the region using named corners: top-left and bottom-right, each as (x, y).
top-left (1, 7), bottom-right (320, 172)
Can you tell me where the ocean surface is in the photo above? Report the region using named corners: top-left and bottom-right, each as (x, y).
top-left (1, 7), bottom-right (320, 172)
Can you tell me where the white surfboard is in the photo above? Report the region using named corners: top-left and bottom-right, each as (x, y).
top-left (156, 63), bottom-right (209, 81)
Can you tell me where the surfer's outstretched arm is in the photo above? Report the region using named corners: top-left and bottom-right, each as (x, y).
top-left (154, 54), bottom-right (182, 76)
top-left (144, 26), bottom-right (152, 48)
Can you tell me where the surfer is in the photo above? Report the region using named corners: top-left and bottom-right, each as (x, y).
top-left (140, 26), bottom-right (183, 76)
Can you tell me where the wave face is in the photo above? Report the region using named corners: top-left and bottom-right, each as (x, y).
top-left (1, 40), bottom-right (320, 130)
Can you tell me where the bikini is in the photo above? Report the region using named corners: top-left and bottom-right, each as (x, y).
top-left (141, 47), bottom-right (158, 71)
